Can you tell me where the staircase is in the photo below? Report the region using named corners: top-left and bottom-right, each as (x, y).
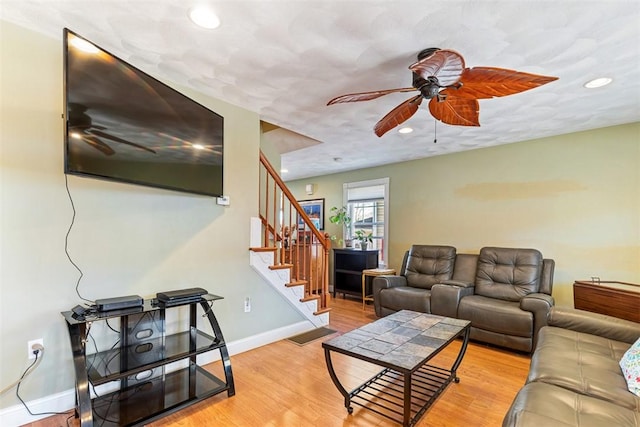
top-left (249, 152), bottom-right (331, 327)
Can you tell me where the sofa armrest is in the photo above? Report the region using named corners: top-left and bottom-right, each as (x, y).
top-left (440, 279), bottom-right (475, 288)
top-left (520, 293), bottom-right (554, 314)
top-left (548, 306), bottom-right (640, 344)
top-left (372, 275), bottom-right (407, 291)
top-left (430, 282), bottom-right (475, 318)
top-left (372, 275), bottom-right (408, 316)
top-left (520, 293), bottom-right (554, 350)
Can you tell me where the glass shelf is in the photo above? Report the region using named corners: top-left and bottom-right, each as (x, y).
top-left (91, 362), bottom-right (228, 426)
top-left (86, 330), bottom-right (222, 385)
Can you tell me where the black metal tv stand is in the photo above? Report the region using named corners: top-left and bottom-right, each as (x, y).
top-left (61, 294), bottom-right (234, 426)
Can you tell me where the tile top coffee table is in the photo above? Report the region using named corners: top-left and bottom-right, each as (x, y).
top-left (322, 310), bottom-right (471, 426)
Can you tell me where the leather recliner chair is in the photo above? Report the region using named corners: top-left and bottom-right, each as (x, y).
top-left (372, 245), bottom-right (457, 317)
top-left (444, 247), bottom-right (555, 353)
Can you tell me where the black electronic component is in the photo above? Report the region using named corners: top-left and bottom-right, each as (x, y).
top-left (95, 295), bottom-right (143, 312)
top-left (72, 304), bottom-right (86, 316)
top-left (156, 287), bottom-right (207, 304)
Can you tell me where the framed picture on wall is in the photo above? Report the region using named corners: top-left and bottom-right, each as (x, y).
top-left (297, 198), bottom-right (324, 230)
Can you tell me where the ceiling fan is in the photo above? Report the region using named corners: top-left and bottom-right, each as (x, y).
top-left (67, 103), bottom-right (156, 155)
top-left (327, 48), bottom-right (558, 137)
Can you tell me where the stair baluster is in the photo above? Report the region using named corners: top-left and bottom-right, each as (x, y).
top-left (256, 152), bottom-right (331, 314)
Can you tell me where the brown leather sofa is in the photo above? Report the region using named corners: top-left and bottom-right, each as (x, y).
top-left (503, 307), bottom-right (640, 426)
top-left (373, 245), bottom-right (555, 352)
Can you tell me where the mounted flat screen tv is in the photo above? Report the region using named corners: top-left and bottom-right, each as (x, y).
top-left (63, 28), bottom-right (224, 197)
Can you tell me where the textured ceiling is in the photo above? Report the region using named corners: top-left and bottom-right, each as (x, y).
top-left (2, 0), bottom-right (639, 180)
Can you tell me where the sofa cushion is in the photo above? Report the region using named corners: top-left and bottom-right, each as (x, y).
top-left (458, 295), bottom-right (532, 338)
top-left (502, 382), bottom-right (640, 427)
top-left (404, 245), bottom-right (456, 290)
top-left (620, 337), bottom-right (640, 396)
top-left (475, 247), bottom-right (542, 301)
top-left (528, 326), bottom-right (640, 411)
top-left (379, 286), bottom-right (431, 313)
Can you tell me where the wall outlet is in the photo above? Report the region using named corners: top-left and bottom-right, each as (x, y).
top-left (28, 338), bottom-right (44, 359)
top-left (244, 297), bottom-right (251, 313)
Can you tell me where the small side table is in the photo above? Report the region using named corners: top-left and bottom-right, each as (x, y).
top-left (361, 268), bottom-right (396, 310)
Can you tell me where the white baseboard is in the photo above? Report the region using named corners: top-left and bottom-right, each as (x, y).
top-left (0, 320), bottom-right (315, 426)
top-left (0, 388), bottom-right (75, 427)
top-left (198, 319), bottom-right (314, 365)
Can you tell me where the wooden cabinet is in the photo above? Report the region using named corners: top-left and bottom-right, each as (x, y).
top-left (573, 280), bottom-right (640, 322)
top-left (333, 248), bottom-right (379, 298)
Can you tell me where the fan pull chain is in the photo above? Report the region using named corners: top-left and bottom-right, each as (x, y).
top-left (433, 120), bottom-right (437, 143)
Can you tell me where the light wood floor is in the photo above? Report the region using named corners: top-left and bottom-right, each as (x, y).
top-left (27, 296), bottom-right (530, 427)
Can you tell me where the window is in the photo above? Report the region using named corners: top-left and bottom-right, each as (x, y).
top-left (343, 178), bottom-right (389, 266)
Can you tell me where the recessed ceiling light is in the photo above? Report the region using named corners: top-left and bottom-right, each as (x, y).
top-left (398, 127), bottom-right (413, 134)
top-left (584, 77), bottom-right (613, 89)
top-left (188, 5), bottom-right (221, 29)
top-left (280, 168), bottom-right (288, 173)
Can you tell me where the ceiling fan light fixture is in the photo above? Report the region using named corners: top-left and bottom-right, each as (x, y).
top-left (188, 5), bottom-right (221, 29)
top-left (584, 77), bottom-right (612, 89)
top-left (327, 48), bottom-right (558, 135)
top-left (398, 127), bottom-right (413, 134)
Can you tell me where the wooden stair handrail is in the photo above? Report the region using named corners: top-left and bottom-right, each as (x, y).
top-left (258, 151), bottom-right (331, 313)
top-left (259, 215), bottom-right (283, 241)
top-left (259, 152), bottom-right (329, 250)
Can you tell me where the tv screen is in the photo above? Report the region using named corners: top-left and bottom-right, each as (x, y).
top-left (63, 28), bottom-right (224, 197)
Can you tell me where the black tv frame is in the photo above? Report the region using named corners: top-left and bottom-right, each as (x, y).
top-left (63, 28), bottom-right (224, 197)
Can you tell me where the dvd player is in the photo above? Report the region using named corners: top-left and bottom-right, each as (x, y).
top-left (95, 295), bottom-right (143, 312)
top-left (156, 287), bottom-right (207, 303)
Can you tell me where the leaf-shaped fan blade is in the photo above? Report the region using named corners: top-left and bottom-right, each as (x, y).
top-left (374, 95), bottom-right (423, 137)
top-left (91, 129), bottom-right (157, 154)
top-left (428, 94), bottom-right (480, 127)
top-left (409, 49), bottom-right (465, 87)
top-left (83, 135), bottom-right (116, 156)
top-left (327, 88), bottom-right (416, 105)
top-left (449, 67), bottom-right (558, 99)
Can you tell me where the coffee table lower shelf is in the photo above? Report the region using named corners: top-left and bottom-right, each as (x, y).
top-left (349, 364), bottom-right (456, 426)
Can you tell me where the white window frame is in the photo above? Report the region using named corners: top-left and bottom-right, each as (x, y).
top-left (343, 177), bottom-right (390, 267)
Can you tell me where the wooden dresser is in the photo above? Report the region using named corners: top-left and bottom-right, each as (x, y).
top-left (573, 280), bottom-right (640, 322)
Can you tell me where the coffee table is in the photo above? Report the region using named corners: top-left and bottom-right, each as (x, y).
top-left (322, 310), bottom-right (471, 426)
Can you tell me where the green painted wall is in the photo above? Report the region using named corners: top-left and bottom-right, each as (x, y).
top-left (287, 123), bottom-right (640, 307)
top-left (0, 21), bottom-right (302, 410)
